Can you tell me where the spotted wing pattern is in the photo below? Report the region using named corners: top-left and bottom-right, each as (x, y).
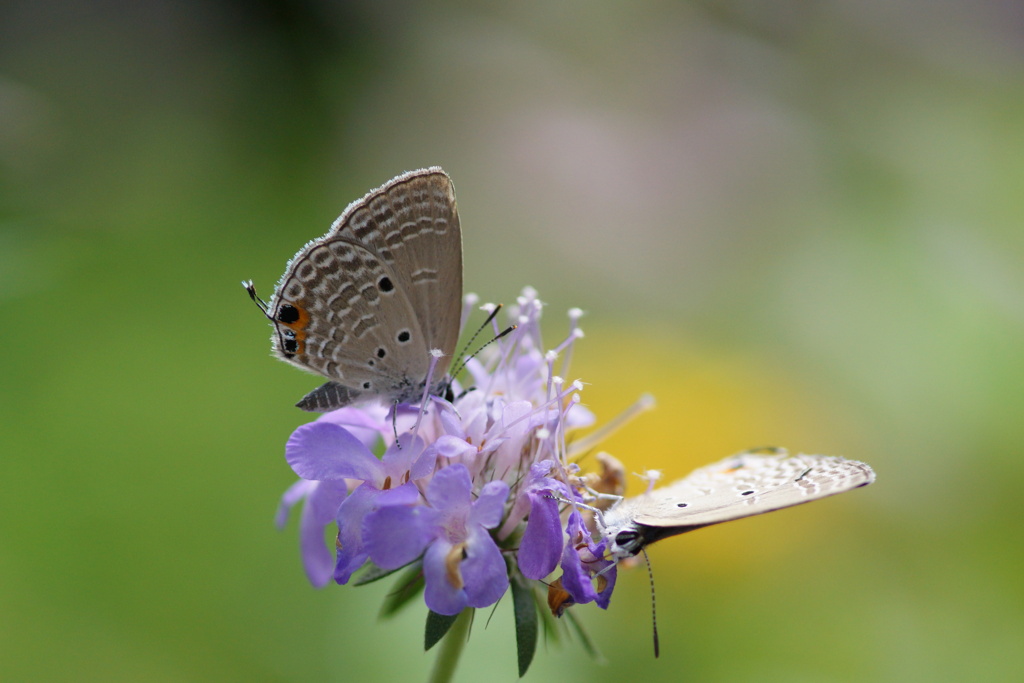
top-left (265, 168), bottom-right (462, 410)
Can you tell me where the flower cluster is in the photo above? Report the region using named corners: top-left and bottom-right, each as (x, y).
top-left (276, 288), bottom-right (619, 664)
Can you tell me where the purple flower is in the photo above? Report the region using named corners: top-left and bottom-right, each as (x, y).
top-left (334, 480), bottom-right (420, 583)
top-left (275, 479), bottom-right (347, 587)
top-left (284, 419), bottom-right (438, 583)
top-left (271, 288), bottom-right (644, 668)
top-left (558, 510), bottom-right (617, 609)
top-left (286, 422), bottom-right (434, 486)
top-left (363, 464), bottom-right (510, 615)
top-left (512, 461), bottom-right (573, 580)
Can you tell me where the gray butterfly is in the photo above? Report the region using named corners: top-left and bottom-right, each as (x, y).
top-left (599, 448), bottom-right (875, 560)
top-left (245, 168), bottom-right (463, 411)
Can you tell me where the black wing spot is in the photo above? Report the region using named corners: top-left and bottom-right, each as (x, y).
top-left (282, 338), bottom-right (298, 354)
top-left (378, 276), bottom-right (394, 293)
top-left (376, 347), bottom-right (387, 358)
top-left (741, 490), bottom-right (755, 496)
top-left (676, 502), bottom-right (688, 508)
top-left (397, 330), bottom-right (411, 343)
top-left (277, 304), bottom-right (300, 324)
top-left (362, 381), bottom-right (372, 389)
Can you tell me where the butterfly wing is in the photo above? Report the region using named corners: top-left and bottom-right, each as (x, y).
top-left (627, 451), bottom-right (875, 532)
top-left (269, 239), bottom-right (428, 389)
top-left (265, 168), bottom-right (462, 410)
top-left (328, 168), bottom-right (463, 367)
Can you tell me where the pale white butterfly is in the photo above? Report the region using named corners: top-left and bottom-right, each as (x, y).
top-left (598, 448), bottom-right (876, 560)
top-left (586, 448), bottom-right (873, 658)
top-left (245, 168), bottom-right (463, 411)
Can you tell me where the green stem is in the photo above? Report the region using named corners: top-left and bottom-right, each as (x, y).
top-left (427, 608), bottom-right (473, 683)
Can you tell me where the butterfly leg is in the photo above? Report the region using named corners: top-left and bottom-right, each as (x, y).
top-left (390, 399), bottom-right (401, 448)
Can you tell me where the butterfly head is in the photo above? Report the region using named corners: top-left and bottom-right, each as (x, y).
top-left (606, 526), bottom-right (645, 560)
top-left (597, 506), bottom-right (648, 561)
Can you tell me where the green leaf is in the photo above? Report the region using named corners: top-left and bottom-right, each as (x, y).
top-left (511, 576), bottom-right (539, 677)
top-left (378, 564), bottom-right (425, 619)
top-left (425, 610), bottom-right (461, 651)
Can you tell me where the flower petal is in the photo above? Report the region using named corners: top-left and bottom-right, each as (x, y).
top-left (424, 464), bottom-right (473, 510)
top-left (564, 403), bottom-right (595, 429)
top-left (333, 485), bottom-right (376, 584)
top-left (462, 526), bottom-right (510, 608)
top-left (364, 504), bottom-right (439, 570)
top-left (557, 511), bottom-right (617, 608)
top-left (307, 478), bottom-right (349, 523)
top-left (437, 401), bottom-right (466, 438)
top-left (409, 444), bottom-right (439, 481)
top-left (380, 433), bottom-right (425, 476)
top-left (422, 539), bottom-right (467, 615)
top-left (518, 489), bottom-right (563, 580)
top-left (470, 480), bottom-right (510, 529)
top-left (286, 421), bottom-right (382, 483)
top-left (558, 538), bottom-right (597, 605)
top-left (592, 553), bottom-right (616, 609)
top-left (432, 435), bottom-right (476, 459)
top-left (275, 478), bottom-right (316, 530)
top-left (317, 406), bottom-right (387, 446)
top-left (333, 482), bottom-right (420, 584)
top-left (375, 481), bottom-right (421, 506)
top-left (297, 480), bottom-right (347, 587)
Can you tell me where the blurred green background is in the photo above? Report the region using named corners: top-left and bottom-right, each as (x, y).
top-left (2, 1), bottom-right (1022, 681)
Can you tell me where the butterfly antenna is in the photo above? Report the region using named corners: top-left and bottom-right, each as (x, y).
top-left (642, 548), bottom-right (660, 658)
top-left (449, 323), bottom-right (517, 382)
top-left (454, 304), bottom-right (503, 365)
top-left (242, 280), bottom-right (273, 320)
top-left (448, 305), bottom-right (517, 381)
